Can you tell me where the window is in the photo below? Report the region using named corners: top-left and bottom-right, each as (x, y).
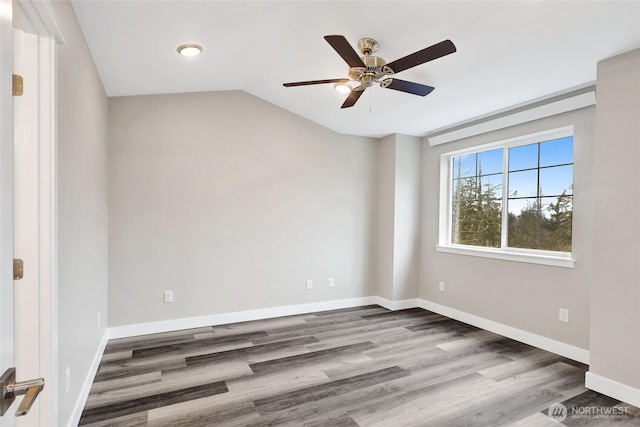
top-left (438, 127), bottom-right (575, 267)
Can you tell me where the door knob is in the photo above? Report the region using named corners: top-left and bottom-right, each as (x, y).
top-left (0, 368), bottom-right (45, 417)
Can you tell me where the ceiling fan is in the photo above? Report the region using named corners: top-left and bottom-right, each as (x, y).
top-left (283, 35), bottom-right (456, 109)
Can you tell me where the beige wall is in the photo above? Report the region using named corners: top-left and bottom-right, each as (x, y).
top-left (376, 134), bottom-right (422, 302)
top-left (589, 48), bottom-right (640, 390)
top-left (108, 91), bottom-right (378, 326)
top-left (53, 1), bottom-right (109, 425)
top-left (393, 134), bottom-right (421, 301)
top-left (376, 135), bottom-right (395, 300)
top-left (420, 106), bottom-right (595, 350)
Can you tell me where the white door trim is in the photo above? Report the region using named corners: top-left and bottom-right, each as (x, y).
top-left (0, 1), bottom-right (16, 425)
top-left (12, 1), bottom-right (60, 425)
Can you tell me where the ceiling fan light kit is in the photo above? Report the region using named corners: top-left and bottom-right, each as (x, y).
top-left (177, 44), bottom-right (202, 57)
top-left (283, 35), bottom-right (456, 108)
top-left (334, 82), bottom-right (352, 94)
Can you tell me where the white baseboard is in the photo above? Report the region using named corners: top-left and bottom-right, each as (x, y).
top-left (107, 296), bottom-right (379, 340)
top-left (418, 299), bottom-right (590, 364)
top-left (586, 372), bottom-right (640, 408)
top-left (67, 329), bottom-right (109, 427)
top-left (373, 296), bottom-right (420, 311)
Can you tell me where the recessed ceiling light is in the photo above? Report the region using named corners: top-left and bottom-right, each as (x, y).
top-left (334, 82), bottom-right (352, 94)
top-left (177, 44), bottom-right (202, 57)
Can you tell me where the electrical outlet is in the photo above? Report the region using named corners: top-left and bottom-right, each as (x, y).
top-left (559, 308), bottom-right (569, 323)
top-left (164, 290), bottom-right (174, 303)
top-left (65, 367), bottom-right (71, 393)
top-left (328, 278), bottom-right (335, 288)
top-left (439, 281), bottom-right (445, 292)
top-left (306, 280), bottom-right (313, 290)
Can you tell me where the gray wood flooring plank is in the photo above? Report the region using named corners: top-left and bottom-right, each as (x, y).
top-left (249, 341), bottom-right (376, 374)
top-left (79, 381), bottom-right (228, 425)
top-left (185, 336), bottom-right (319, 367)
top-left (132, 331), bottom-right (267, 358)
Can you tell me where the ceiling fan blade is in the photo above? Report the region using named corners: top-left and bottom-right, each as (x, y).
top-left (341, 87), bottom-right (365, 109)
top-left (381, 78), bottom-right (435, 96)
top-left (385, 40), bottom-right (456, 74)
top-left (324, 35), bottom-right (365, 68)
top-left (283, 78), bottom-right (350, 87)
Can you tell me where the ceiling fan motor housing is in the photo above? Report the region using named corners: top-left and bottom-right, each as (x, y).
top-left (348, 54), bottom-right (392, 87)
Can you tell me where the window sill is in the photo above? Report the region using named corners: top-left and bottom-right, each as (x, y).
top-left (435, 245), bottom-right (575, 268)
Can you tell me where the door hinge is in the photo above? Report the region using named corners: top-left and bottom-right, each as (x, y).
top-left (13, 259), bottom-right (23, 280)
top-left (12, 74), bottom-right (23, 96)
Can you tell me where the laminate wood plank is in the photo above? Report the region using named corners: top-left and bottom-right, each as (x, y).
top-left (253, 317), bottom-right (425, 348)
top-left (79, 381), bottom-right (228, 425)
top-left (435, 330), bottom-right (507, 352)
top-left (94, 358), bottom-right (187, 383)
top-left (85, 361), bottom-right (251, 410)
top-left (359, 307), bottom-right (428, 319)
top-left (510, 411), bottom-right (567, 427)
top-left (310, 305), bottom-right (385, 317)
top-left (109, 341), bottom-right (256, 375)
top-left (299, 414), bottom-right (360, 427)
top-left (131, 331), bottom-right (266, 358)
top-left (333, 356), bottom-right (511, 423)
top-left (227, 368), bottom-right (330, 397)
top-left (104, 327), bottom-right (215, 353)
top-left (100, 350), bottom-right (133, 363)
top-left (478, 348), bottom-right (564, 381)
top-left (147, 397), bottom-right (259, 427)
top-left (192, 315), bottom-right (310, 340)
top-left (362, 330), bottom-right (466, 360)
top-left (253, 366), bottom-right (410, 415)
top-left (304, 326), bottom-right (414, 352)
top-left (79, 412), bottom-right (149, 427)
top-left (89, 371), bottom-right (162, 395)
top-left (206, 315), bottom-right (315, 337)
top-left (249, 341), bottom-right (376, 374)
top-left (185, 336), bottom-right (319, 367)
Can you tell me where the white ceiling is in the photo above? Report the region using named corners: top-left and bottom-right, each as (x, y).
top-left (71, 1), bottom-right (640, 138)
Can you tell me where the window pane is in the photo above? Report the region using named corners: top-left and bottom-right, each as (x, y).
top-left (508, 169), bottom-right (538, 198)
top-left (451, 175), bottom-right (502, 248)
top-left (508, 196), bottom-right (572, 251)
top-left (540, 165), bottom-right (573, 197)
top-left (541, 195), bottom-right (573, 252)
top-left (540, 136), bottom-right (573, 167)
top-left (453, 153), bottom-right (477, 178)
top-left (477, 148), bottom-right (503, 175)
top-left (509, 144), bottom-right (538, 171)
top-left (508, 197), bottom-right (545, 250)
top-left (479, 173), bottom-right (503, 199)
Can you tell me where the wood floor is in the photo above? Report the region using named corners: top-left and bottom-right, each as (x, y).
top-left (79, 306), bottom-right (640, 426)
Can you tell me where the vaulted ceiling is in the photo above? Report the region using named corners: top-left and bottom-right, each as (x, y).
top-left (71, 1), bottom-right (640, 138)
